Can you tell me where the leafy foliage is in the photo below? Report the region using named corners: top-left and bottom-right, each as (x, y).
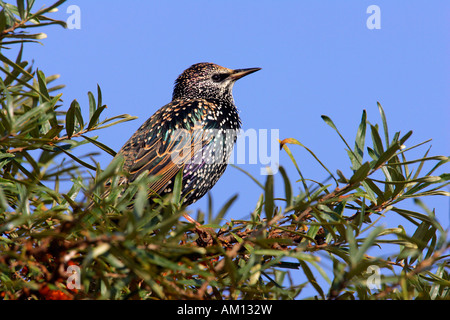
top-left (0, 1), bottom-right (449, 300)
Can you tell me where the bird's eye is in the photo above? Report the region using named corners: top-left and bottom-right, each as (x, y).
top-left (211, 74), bottom-right (227, 82)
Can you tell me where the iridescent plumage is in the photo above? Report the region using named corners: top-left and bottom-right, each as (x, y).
top-left (116, 62), bottom-right (260, 206)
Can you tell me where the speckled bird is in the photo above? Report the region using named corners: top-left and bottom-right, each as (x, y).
top-left (115, 62), bottom-right (260, 211)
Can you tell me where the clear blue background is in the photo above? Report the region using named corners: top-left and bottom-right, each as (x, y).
top-left (21, 0), bottom-right (449, 298)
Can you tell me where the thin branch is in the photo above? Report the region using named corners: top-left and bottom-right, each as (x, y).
top-left (372, 243), bottom-right (450, 299)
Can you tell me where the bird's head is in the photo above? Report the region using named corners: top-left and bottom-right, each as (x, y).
top-left (172, 62), bottom-right (261, 102)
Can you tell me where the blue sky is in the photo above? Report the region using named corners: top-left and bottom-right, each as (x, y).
top-left (20, 0), bottom-right (449, 298)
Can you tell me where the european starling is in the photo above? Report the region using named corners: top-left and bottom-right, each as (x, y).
top-left (114, 63), bottom-right (260, 219)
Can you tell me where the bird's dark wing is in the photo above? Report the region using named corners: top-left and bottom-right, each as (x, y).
top-left (116, 99), bottom-right (215, 196)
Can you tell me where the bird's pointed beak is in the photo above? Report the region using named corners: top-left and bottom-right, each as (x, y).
top-left (229, 67), bottom-right (261, 81)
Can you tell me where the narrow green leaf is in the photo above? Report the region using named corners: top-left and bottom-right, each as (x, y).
top-left (336, 169), bottom-right (348, 183)
top-left (377, 102), bottom-right (389, 147)
top-left (389, 167), bottom-right (406, 199)
top-left (28, 0), bottom-right (67, 21)
top-left (370, 124), bottom-right (384, 157)
top-left (56, 147), bottom-right (96, 171)
top-left (0, 184), bottom-right (10, 210)
top-left (354, 110), bottom-right (367, 165)
top-left (172, 167), bottom-right (183, 206)
top-left (87, 243), bottom-right (111, 261)
top-left (251, 193), bottom-right (264, 222)
top-left (21, 20), bottom-right (66, 29)
top-left (321, 115), bottom-right (359, 165)
top-left (1, 4), bottom-right (15, 29)
top-left (373, 131), bottom-right (413, 170)
top-left (392, 207), bottom-right (437, 226)
top-left (3, 46), bottom-right (27, 86)
top-left (280, 138), bottom-right (337, 186)
top-left (278, 166), bottom-right (292, 207)
top-left (88, 91), bottom-right (96, 120)
top-left (93, 154), bottom-right (125, 187)
top-left (36, 69), bottom-right (50, 100)
top-left (408, 221), bottom-right (436, 264)
top-left (94, 115), bottom-right (138, 130)
top-left (264, 173), bottom-right (274, 221)
top-left (353, 226), bottom-right (384, 264)
top-left (388, 156), bottom-right (447, 167)
top-left (42, 125), bottom-right (63, 140)
top-left (81, 135), bottom-right (117, 157)
top-left (309, 183), bottom-right (332, 202)
top-left (67, 99), bottom-right (84, 130)
top-left (401, 190), bottom-right (450, 198)
top-left (97, 114), bottom-right (136, 126)
top-left (87, 105), bottom-right (107, 129)
top-left (0, 53), bottom-right (34, 79)
top-left (62, 193), bottom-right (78, 210)
top-left (349, 162), bottom-right (371, 184)
top-left (326, 247), bottom-right (351, 267)
top-left (362, 179), bottom-right (385, 204)
top-left (134, 182), bottom-right (148, 218)
top-left (424, 158), bottom-right (449, 178)
top-left (207, 192), bottom-right (213, 223)
top-left (0, 65), bottom-right (43, 101)
top-left (0, 9), bottom-right (7, 31)
top-left (298, 261), bottom-right (325, 298)
top-left (11, 159), bottom-right (41, 184)
top-left (371, 176), bottom-right (442, 185)
top-left (27, 0), bottom-right (36, 12)
top-left (306, 224), bottom-right (320, 241)
top-left (230, 164), bottom-right (264, 190)
top-left (280, 143), bottom-right (310, 198)
top-left (212, 194), bottom-right (238, 225)
top-left (14, 95), bottom-right (58, 130)
top-left (17, 0), bottom-right (26, 19)
top-left (66, 101), bottom-right (76, 138)
top-left (346, 226), bottom-right (358, 266)
top-left (97, 84), bottom-right (102, 109)
top-left (321, 115), bottom-right (338, 131)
